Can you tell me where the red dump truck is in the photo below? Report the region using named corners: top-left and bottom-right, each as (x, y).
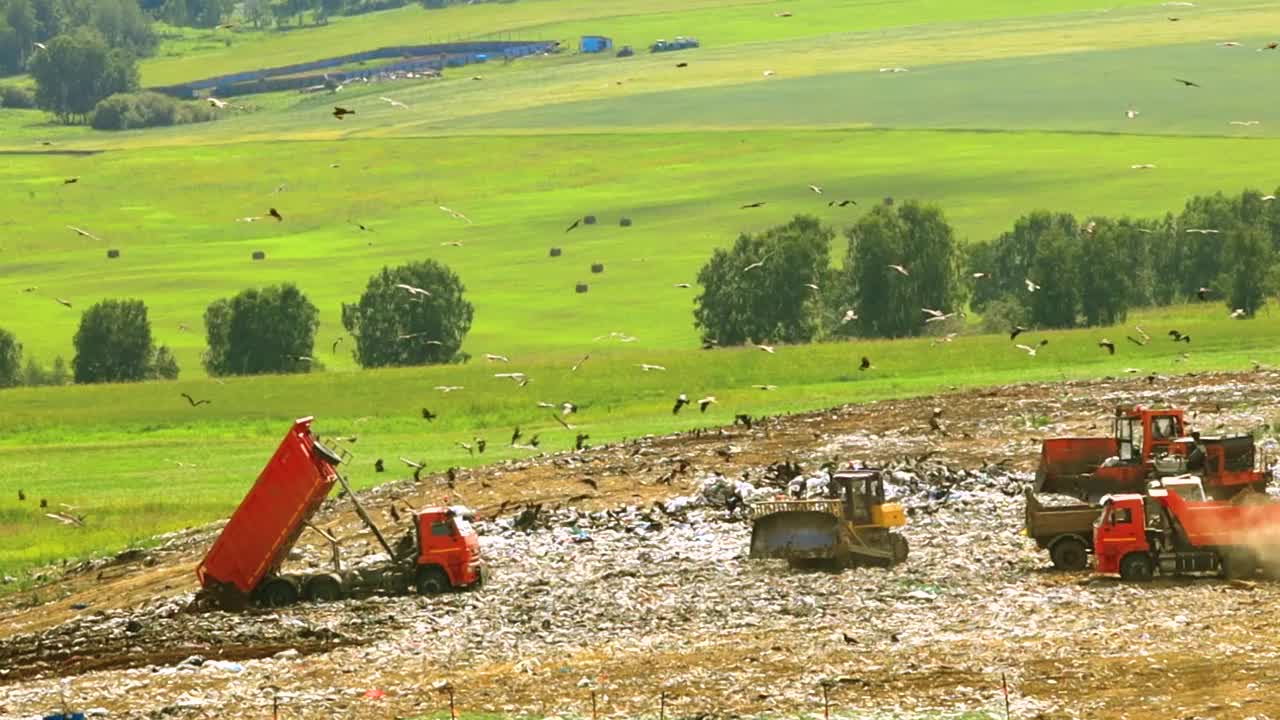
top-left (1035, 406), bottom-right (1268, 503)
top-left (1095, 482), bottom-right (1280, 581)
top-left (196, 417), bottom-right (484, 609)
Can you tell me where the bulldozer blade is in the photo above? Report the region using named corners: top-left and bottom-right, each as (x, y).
top-left (749, 510), bottom-right (840, 560)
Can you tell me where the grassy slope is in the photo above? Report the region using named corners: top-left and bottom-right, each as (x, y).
top-left (6, 0), bottom-right (1280, 585)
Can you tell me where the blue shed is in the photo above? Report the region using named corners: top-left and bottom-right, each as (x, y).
top-left (580, 35), bottom-right (613, 54)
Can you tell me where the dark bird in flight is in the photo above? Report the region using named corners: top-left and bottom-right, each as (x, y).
top-left (333, 106), bottom-right (355, 119)
top-left (64, 177), bottom-right (78, 184)
top-left (575, 433), bottom-right (590, 451)
top-left (1197, 287), bottom-right (1211, 301)
top-left (1010, 325), bottom-right (1026, 341)
top-left (40, 498), bottom-right (48, 508)
top-left (672, 393), bottom-right (690, 414)
top-left (860, 356), bottom-right (872, 371)
top-left (331, 337), bottom-right (344, 354)
top-left (929, 407), bottom-right (944, 433)
top-left (268, 208), bottom-right (283, 221)
top-left (475, 438), bottom-right (487, 454)
top-left (734, 414), bottom-right (753, 429)
top-left (842, 631), bottom-right (857, 644)
top-left (676, 62), bottom-right (688, 68)
top-left (511, 426), bottom-right (522, 446)
top-left (739, 201), bottom-right (767, 209)
top-left (374, 458), bottom-right (384, 473)
top-left (180, 393), bottom-right (210, 407)
top-left (421, 408), bottom-right (436, 421)
top-left (1174, 78), bottom-right (1200, 87)
top-left (698, 396), bottom-right (717, 413)
top-left (1126, 335), bottom-right (1147, 347)
top-left (1169, 330), bottom-right (1191, 343)
top-left (1264, 41), bottom-right (1279, 50)
top-left (565, 218), bottom-right (581, 233)
top-left (827, 199), bottom-right (856, 207)
top-left (553, 413), bottom-right (574, 430)
top-left (17, 489), bottom-right (25, 501)
top-left (55, 298), bottom-right (73, 308)
top-left (1098, 339), bottom-right (1116, 355)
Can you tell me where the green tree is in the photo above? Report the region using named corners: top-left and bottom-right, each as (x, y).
top-left (1026, 223), bottom-right (1081, 328)
top-left (72, 298), bottom-right (155, 383)
top-left (1221, 226), bottom-right (1278, 318)
top-left (343, 260), bottom-right (474, 368)
top-left (0, 327), bottom-right (21, 388)
top-left (203, 283), bottom-right (319, 376)
top-left (1078, 219), bottom-right (1132, 327)
top-left (151, 345), bottom-right (180, 379)
top-left (29, 29), bottom-right (138, 123)
top-left (694, 215), bottom-right (832, 346)
top-left (837, 202), bottom-right (965, 338)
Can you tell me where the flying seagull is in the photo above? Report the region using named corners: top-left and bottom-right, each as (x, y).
top-left (571, 354), bottom-right (591, 371)
top-left (565, 218), bottom-right (582, 233)
top-left (888, 264), bottom-right (909, 276)
top-left (379, 97), bottom-right (409, 109)
top-left (439, 206), bottom-right (472, 224)
top-left (67, 225), bottom-right (101, 241)
top-left (1015, 344), bottom-right (1040, 357)
top-left (754, 343), bottom-right (776, 354)
top-left (808, 185), bottom-right (823, 195)
top-left (1025, 279), bottom-right (1041, 292)
top-left (1197, 287), bottom-right (1211, 301)
top-left (395, 283), bottom-right (431, 298)
top-left (55, 297), bottom-right (72, 309)
top-left (434, 385), bottom-right (464, 392)
top-left (698, 396), bottom-right (717, 413)
top-left (1130, 164), bottom-right (1157, 170)
top-left (180, 393), bottom-right (211, 407)
top-left (484, 353), bottom-right (510, 363)
top-left (208, 97), bottom-right (230, 109)
top-left (1010, 326), bottom-right (1026, 341)
top-left (1173, 78), bottom-right (1200, 87)
top-left (739, 201), bottom-right (766, 209)
top-left (636, 363), bottom-right (667, 372)
top-left (1098, 339), bottom-right (1116, 355)
top-left (840, 309), bottom-right (858, 324)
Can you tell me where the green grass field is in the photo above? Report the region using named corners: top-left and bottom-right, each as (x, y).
top-left (5, 0), bottom-right (1280, 590)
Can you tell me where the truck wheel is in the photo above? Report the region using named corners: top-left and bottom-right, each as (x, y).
top-left (1221, 548), bottom-right (1258, 580)
top-left (1050, 538), bottom-right (1088, 571)
top-left (889, 534), bottom-right (909, 566)
top-left (304, 576), bottom-right (343, 603)
top-left (416, 566), bottom-right (450, 595)
top-left (1119, 554), bottom-right (1154, 582)
top-left (257, 578), bottom-right (299, 607)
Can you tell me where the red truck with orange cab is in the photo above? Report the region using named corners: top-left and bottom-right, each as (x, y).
top-left (1094, 481), bottom-right (1280, 581)
top-left (196, 417), bottom-right (484, 608)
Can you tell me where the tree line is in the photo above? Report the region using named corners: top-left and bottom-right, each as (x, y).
top-left (0, 259), bottom-right (473, 389)
top-left (694, 187), bottom-right (1280, 346)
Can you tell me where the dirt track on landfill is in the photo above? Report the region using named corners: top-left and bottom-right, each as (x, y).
top-left (6, 369), bottom-right (1280, 719)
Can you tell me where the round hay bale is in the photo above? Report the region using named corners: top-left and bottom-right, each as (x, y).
top-left (106, 249), bottom-right (120, 259)
top-left (590, 263), bottom-right (605, 274)
top-left (619, 217), bottom-right (632, 227)
top-left (575, 282), bottom-right (589, 294)
top-left (549, 247), bottom-right (563, 257)
top-left (252, 250), bottom-right (266, 261)
top-left (583, 215), bottom-right (597, 225)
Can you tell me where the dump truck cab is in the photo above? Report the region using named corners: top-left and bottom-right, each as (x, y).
top-left (749, 466), bottom-right (908, 570)
top-left (412, 505), bottom-right (484, 593)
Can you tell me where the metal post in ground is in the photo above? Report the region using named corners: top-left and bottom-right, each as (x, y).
top-left (660, 691), bottom-right (666, 720)
top-left (591, 688), bottom-right (598, 720)
top-left (448, 685), bottom-right (457, 720)
top-left (1002, 672), bottom-right (1011, 720)
top-left (822, 682), bottom-right (830, 720)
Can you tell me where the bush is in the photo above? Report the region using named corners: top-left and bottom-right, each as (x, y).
top-left (203, 284), bottom-right (319, 376)
top-left (90, 91), bottom-right (216, 130)
top-left (342, 260), bottom-right (474, 368)
top-left (73, 299), bottom-right (155, 384)
top-left (151, 345), bottom-right (180, 380)
top-left (0, 85), bottom-right (36, 109)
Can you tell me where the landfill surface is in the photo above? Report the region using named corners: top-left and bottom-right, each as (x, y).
top-left (5, 370), bottom-right (1280, 719)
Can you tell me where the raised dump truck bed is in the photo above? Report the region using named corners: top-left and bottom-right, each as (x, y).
top-left (196, 417), bottom-right (341, 607)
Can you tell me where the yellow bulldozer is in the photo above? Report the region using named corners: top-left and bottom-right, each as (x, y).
top-left (749, 467), bottom-right (908, 569)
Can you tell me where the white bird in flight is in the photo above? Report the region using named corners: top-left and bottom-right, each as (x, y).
top-left (888, 264), bottom-right (909, 276)
top-left (438, 206), bottom-right (472, 224)
top-left (395, 283), bottom-right (431, 297)
top-left (379, 96), bottom-right (409, 108)
top-left (1025, 279), bottom-right (1041, 293)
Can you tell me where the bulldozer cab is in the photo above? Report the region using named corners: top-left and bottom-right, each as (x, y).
top-left (1115, 407), bottom-right (1184, 463)
top-left (835, 470), bottom-right (885, 524)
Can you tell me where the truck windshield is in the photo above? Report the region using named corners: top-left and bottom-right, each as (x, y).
top-left (453, 517), bottom-right (475, 536)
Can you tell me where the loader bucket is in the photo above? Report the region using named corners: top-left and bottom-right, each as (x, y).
top-left (749, 511), bottom-right (840, 560)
